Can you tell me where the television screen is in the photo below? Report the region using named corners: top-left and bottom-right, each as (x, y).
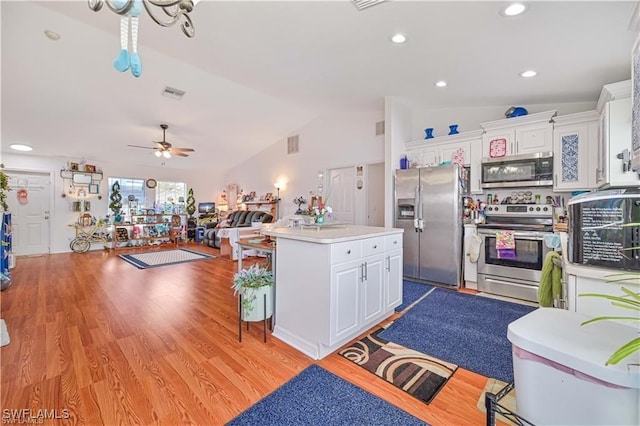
top-left (198, 202), bottom-right (215, 214)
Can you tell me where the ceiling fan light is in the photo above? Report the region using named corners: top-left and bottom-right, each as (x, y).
top-left (162, 151), bottom-right (171, 159)
top-left (154, 150), bottom-right (162, 157)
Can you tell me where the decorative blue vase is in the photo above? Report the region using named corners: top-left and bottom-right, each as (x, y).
top-left (316, 214), bottom-right (324, 224)
top-left (424, 128), bottom-right (434, 139)
top-left (448, 125), bottom-right (459, 135)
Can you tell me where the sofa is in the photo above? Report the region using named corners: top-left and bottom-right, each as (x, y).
top-left (203, 210), bottom-right (273, 249)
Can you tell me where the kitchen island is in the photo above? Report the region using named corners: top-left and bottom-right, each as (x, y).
top-left (263, 225), bottom-right (403, 359)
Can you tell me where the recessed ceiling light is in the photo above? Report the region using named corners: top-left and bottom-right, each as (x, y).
top-left (520, 70), bottom-right (537, 78)
top-left (435, 81), bottom-right (447, 88)
top-left (502, 3), bottom-right (527, 17)
top-left (44, 30), bottom-right (61, 41)
top-left (390, 33), bottom-right (407, 44)
top-left (10, 144), bottom-right (33, 152)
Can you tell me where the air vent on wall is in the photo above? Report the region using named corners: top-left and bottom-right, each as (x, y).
top-left (287, 135), bottom-right (299, 154)
top-left (375, 120), bottom-right (385, 136)
top-left (161, 86), bottom-right (186, 100)
top-left (351, 0), bottom-right (385, 11)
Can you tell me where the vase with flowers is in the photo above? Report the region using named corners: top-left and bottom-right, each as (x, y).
top-left (313, 203), bottom-right (332, 224)
top-left (293, 196), bottom-right (307, 214)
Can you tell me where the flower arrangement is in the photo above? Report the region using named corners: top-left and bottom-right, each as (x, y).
top-left (312, 203), bottom-right (332, 223)
top-left (232, 264), bottom-right (274, 315)
top-left (293, 196), bottom-right (307, 214)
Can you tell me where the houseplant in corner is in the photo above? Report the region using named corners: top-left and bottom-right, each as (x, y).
top-left (232, 263), bottom-right (274, 322)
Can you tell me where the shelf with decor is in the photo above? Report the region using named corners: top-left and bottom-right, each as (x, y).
top-left (60, 169), bottom-right (103, 184)
top-left (111, 213), bottom-right (187, 248)
top-left (244, 200), bottom-right (278, 217)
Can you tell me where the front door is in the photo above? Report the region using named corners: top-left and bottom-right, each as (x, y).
top-left (6, 171), bottom-right (51, 255)
top-left (328, 167), bottom-right (356, 224)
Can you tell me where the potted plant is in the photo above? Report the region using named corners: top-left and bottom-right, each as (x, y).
top-left (232, 263), bottom-right (274, 322)
top-left (109, 181), bottom-right (123, 222)
top-left (0, 164), bottom-right (9, 212)
top-left (186, 188), bottom-right (196, 218)
top-left (580, 272), bottom-right (640, 365)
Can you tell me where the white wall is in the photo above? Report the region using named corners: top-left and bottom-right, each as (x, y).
top-left (223, 110), bottom-right (384, 218)
top-left (3, 153), bottom-right (222, 253)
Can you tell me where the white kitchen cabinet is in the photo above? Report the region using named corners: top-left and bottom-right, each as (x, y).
top-left (362, 254), bottom-right (384, 323)
top-left (406, 131), bottom-right (482, 168)
top-left (552, 110), bottom-right (599, 191)
top-left (566, 273), bottom-right (640, 325)
top-left (269, 226), bottom-right (403, 360)
top-left (480, 110), bottom-right (556, 159)
top-left (384, 233), bottom-right (403, 310)
top-left (596, 97), bottom-right (638, 188)
top-left (330, 259), bottom-right (361, 344)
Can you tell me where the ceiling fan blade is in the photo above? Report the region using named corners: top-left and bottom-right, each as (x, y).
top-left (173, 152), bottom-right (189, 157)
top-left (171, 147), bottom-right (195, 152)
top-left (128, 144), bottom-right (157, 150)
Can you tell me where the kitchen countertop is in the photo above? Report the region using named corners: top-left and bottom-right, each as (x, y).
top-left (263, 225), bottom-right (402, 244)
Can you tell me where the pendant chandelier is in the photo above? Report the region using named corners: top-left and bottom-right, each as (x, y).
top-left (88, 0), bottom-right (198, 38)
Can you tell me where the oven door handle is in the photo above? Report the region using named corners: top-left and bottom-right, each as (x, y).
top-left (477, 230), bottom-right (545, 240)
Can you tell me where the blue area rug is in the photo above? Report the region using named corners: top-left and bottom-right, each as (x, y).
top-left (119, 248), bottom-right (214, 269)
top-left (396, 280), bottom-right (434, 312)
top-left (226, 365), bottom-right (427, 425)
top-left (379, 289), bottom-right (536, 383)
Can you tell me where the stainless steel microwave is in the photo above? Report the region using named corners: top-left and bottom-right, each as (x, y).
top-left (567, 189), bottom-right (640, 271)
top-left (481, 152), bottom-right (553, 189)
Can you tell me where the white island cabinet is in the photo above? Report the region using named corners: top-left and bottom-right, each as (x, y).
top-left (263, 225), bottom-right (403, 360)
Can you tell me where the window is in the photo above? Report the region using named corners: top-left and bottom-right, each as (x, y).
top-left (107, 178), bottom-right (186, 216)
top-left (156, 181), bottom-right (187, 214)
top-left (108, 177), bottom-right (146, 207)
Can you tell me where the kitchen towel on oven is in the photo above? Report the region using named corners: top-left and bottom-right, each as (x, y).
top-left (495, 230), bottom-right (516, 259)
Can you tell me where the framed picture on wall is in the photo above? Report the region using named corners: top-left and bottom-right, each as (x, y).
top-left (69, 162), bottom-right (79, 171)
top-left (88, 184), bottom-right (99, 194)
top-left (84, 164), bottom-right (96, 173)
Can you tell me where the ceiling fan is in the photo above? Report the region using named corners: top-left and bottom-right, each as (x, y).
top-left (128, 124), bottom-right (195, 158)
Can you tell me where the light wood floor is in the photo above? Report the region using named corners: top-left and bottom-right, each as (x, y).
top-left (1, 244), bottom-right (501, 425)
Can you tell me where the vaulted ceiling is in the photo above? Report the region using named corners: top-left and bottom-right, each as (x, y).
top-left (1, 1), bottom-right (636, 172)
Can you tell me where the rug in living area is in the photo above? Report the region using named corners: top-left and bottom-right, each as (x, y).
top-left (378, 288), bottom-right (536, 383)
top-left (395, 280), bottom-right (435, 312)
top-left (226, 365), bottom-right (427, 425)
top-left (119, 248), bottom-right (214, 269)
top-left (339, 328), bottom-right (457, 405)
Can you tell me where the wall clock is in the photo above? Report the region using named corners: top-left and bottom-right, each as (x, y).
top-left (146, 179), bottom-right (157, 189)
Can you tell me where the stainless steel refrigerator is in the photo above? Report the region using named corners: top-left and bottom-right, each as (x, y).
top-left (394, 165), bottom-right (464, 287)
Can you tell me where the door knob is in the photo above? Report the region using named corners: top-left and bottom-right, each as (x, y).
top-left (44, 216), bottom-right (49, 219)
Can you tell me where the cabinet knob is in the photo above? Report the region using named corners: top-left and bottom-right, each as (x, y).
top-left (373, 245), bottom-right (377, 249)
top-left (347, 249), bottom-right (351, 254)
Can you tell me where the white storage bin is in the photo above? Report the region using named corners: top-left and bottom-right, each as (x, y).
top-left (507, 308), bottom-right (640, 425)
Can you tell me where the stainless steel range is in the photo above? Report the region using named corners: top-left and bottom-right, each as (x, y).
top-left (476, 204), bottom-right (554, 302)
